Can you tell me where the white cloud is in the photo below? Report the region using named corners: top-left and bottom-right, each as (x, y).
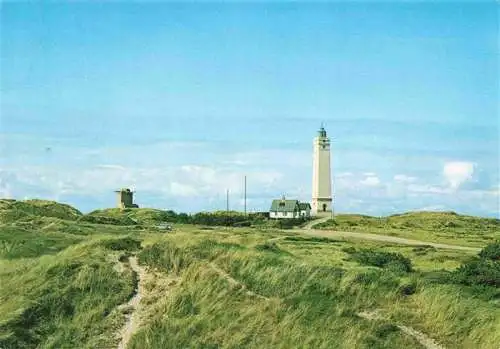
top-left (415, 205), bottom-right (447, 211)
top-left (170, 182), bottom-right (199, 197)
top-left (394, 174), bottom-right (417, 183)
top-left (407, 184), bottom-right (451, 195)
top-left (360, 176), bottom-right (381, 186)
top-left (2, 136), bottom-right (498, 217)
top-left (336, 172), bottom-right (353, 178)
top-left (443, 161), bottom-right (475, 189)
top-left (489, 185), bottom-right (500, 197)
top-left (95, 164), bottom-right (126, 171)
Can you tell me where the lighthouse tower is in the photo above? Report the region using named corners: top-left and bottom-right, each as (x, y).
top-left (312, 126), bottom-right (333, 216)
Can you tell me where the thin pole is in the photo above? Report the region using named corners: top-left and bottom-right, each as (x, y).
top-left (226, 189), bottom-right (229, 227)
top-left (244, 175), bottom-right (247, 215)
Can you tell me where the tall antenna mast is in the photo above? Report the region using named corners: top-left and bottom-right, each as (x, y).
top-left (244, 175), bottom-right (247, 215)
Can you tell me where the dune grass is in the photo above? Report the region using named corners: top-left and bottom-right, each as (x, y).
top-left (131, 229), bottom-right (499, 349)
top-left (0, 241), bottom-right (137, 349)
top-left (0, 200), bottom-right (498, 348)
top-left (314, 211), bottom-right (500, 247)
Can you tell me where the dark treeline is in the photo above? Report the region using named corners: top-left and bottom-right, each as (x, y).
top-left (159, 210), bottom-right (307, 228)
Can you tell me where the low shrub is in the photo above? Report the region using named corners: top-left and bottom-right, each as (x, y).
top-left (479, 242), bottom-right (500, 261)
top-left (78, 214), bottom-right (137, 226)
top-left (255, 242), bottom-right (281, 253)
top-left (347, 249), bottom-right (413, 272)
top-left (374, 323), bottom-right (399, 338)
top-left (398, 282), bottom-right (417, 296)
top-left (269, 218), bottom-right (307, 229)
top-left (102, 237), bottom-right (141, 251)
top-left (284, 236), bottom-right (342, 244)
top-left (412, 245), bottom-right (436, 256)
top-left (233, 220), bottom-right (252, 227)
top-left (341, 246), bottom-right (357, 254)
top-left (441, 243), bottom-right (500, 290)
top-left (452, 258), bottom-right (500, 288)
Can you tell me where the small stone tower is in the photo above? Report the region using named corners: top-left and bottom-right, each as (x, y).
top-left (115, 188), bottom-right (139, 209)
top-left (312, 126), bottom-right (333, 216)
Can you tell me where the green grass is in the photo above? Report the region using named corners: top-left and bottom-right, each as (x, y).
top-left (0, 199), bottom-right (499, 348)
top-left (314, 211), bottom-right (500, 247)
top-left (0, 242), bottom-right (137, 349)
top-left (0, 226), bottom-right (82, 259)
top-left (81, 207), bottom-right (176, 226)
top-left (0, 199), bottom-right (82, 223)
top-left (131, 233), bottom-right (499, 349)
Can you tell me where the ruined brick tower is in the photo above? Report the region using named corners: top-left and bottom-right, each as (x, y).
top-left (115, 188), bottom-right (139, 209)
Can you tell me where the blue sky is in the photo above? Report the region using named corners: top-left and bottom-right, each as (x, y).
top-left (1, 1), bottom-right (498, 217)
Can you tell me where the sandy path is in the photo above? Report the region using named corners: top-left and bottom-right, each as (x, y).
top-left (294, 216), bottom-right (479, 251)
top-left (358, 310), bottom-right (446, 349)
top-left (41, 222), bottom-right (57, 230)
top-left (296, 228), bottom-right (480, 252)
top-left (117, 256), bottom-right (146, 349)
top-left (302, 216), bottom-right (332, 230)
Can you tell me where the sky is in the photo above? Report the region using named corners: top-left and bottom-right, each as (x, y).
top-left (0, 1), bottom-right (499, 217)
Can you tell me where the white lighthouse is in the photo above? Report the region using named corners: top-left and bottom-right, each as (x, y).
top-left (312, 126), bottom-right (333, 216)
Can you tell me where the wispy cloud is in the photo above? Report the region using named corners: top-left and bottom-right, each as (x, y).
top-left (394, 174), bottom-right (417, 183)
top-left (360, 176), bottom-right (381, 187)
top-left (1, 136), bottom-right (498, 217)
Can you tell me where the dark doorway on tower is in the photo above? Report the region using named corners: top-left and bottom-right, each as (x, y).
top-left (322, 204), bottom-right (327, 212)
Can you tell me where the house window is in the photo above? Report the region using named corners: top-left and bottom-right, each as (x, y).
top-left (284, 212), bottom-right (288, 216)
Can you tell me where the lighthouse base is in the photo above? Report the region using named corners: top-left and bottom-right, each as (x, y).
top-left (311, 198), bottom-right (333, 217)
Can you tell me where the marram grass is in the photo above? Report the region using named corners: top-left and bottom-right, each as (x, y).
top-left (0, 200), bottom-right (499, 348)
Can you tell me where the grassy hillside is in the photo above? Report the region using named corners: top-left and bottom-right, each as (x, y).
top-left (0, 199), bottom-right (82, 223)
top-left (80, 208), bottom-right (304, 229)
top-left (314, 211), bottom-right (500, 247)
top-left (0, 200), bottom-right (499, 348)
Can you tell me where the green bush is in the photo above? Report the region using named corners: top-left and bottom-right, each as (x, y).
top-left (398, 282), bottom-right (417, 296)
top-left (191, 211), bottom-right (250, 226)
top-left (255, 242), bottom-right (282, 253)
top-left (374, 323), bottom-right (399, 338)
top-left (269, 218), bottom-right (307, 229)
top-left (78, 214), bottom-right (137, 226)
top-left (453, 258), bottom-right (500, 288)
top-left (479, 242), bottom-right (500, 261)
top-left (233, 220), bottom-right (252, 227)
top-left (447, 243), bottom-right (500, 289)
top-left (341, 246), bottom-right (357, 254)
top-left (412, 245), bottom-right (436, 255)
top-left (102, 237), bottom-right (141, 251)
top-left (347, 249), bottom-right (413, 272)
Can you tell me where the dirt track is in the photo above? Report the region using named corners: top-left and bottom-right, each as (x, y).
top-left (299, 228), bottom-right (480, 252)
top-left (117, 256), bottom-right (146, 349)
top-left (297, 217), bottom-right (480, 252)
top-left (358, 310), bottom-right (446, 349)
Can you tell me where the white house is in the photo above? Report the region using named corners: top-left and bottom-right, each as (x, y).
top-left (269, 197), bottom-right (311, 219)
top-left (298, 202), bottom-right (311, 218)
